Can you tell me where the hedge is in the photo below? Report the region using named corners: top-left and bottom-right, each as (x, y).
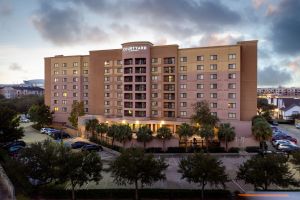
top-left (245, 146), bottom-right (260, 153)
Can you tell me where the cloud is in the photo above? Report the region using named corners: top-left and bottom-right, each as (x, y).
top-left (32, 1), bottom-right (108, 45)
top-left (0, 0), bottom-right (12, 16)
top-left (258, 66), bottom-right (292, 86)
top-left (199, 33), bottom-right (244, 46)
top-left (252, 0), bottom-right (266, 9)
top-left (9, 63), bottom-right (24, 71)
top-left (270, 0), bottom-right (300, 55)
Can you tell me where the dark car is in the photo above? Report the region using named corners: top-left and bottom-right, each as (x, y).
top-left (71, 141), bottom-right (91, 149)
top-left (52, 132), bottom-right (71, 140)
top-left (81, 144), bottom-right (103, 152)
top-left (279, 144), bottom-right (300, 153)
top-left (2, 140), bottom-right (26, 150)
top-left (8, 145), bottom-right (24, 156)
top-left (272, 121), bottom-right (279, 126)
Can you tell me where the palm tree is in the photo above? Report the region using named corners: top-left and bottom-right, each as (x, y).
top-left (156, 126), bottom-right (172, 151)
top-left (136, 126), bottom-right (153, 149)
top-left (107, 124), bottom-right (119, 146)
top-left (197, 124), bottom-right (214, 152)
top-left (218, 123), bottom-right (236, 152)
top-left (115, 124), bottom-right (132, 147)
top-left (85, 118), bottom-right (99, 138)
top-left (252, 119), bottom-right (272, 152)
top-left (176, 123), bottom-right (194, 152)
top-left (96, 122), bottom-right (108, 141)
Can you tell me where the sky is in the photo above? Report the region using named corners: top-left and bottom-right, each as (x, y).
top-left (0, 0), bottom-right (300, 87)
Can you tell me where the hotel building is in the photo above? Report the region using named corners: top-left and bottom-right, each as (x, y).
top-left (45, 41), bottom-right (257, 145)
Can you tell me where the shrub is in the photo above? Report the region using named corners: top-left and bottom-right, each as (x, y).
top-left (245, 146), bottom-right (260, 153)
top-left (228, 147), bottom-right (240, 153)
top-left (207, 146), bottom-right (226, 153)
top-left (166, 147), bottom-right (186, 153)
top-left (145, 147), bottom-right (162, 153)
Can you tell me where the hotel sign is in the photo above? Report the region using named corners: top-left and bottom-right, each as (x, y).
top-left (122, 46), bottom-right (147, 52)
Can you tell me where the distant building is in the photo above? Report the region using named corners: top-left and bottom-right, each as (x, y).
top-left (0, 86), bottom-right (44, 99)
top-left (267, 97), bottom-right (300, 120)
top-left (258, 87), bottom-right (300, 97)
top-left (23, 79), bottom-right (44, 88)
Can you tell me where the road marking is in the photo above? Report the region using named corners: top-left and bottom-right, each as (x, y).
top-left (231, 179), bottom-right (246, 193)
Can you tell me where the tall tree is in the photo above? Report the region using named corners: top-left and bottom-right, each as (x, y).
top-left (198, 124), bottom-right (215, 152)
top-left (218, 123), bottom-right (236, 152)
top-left (28, 104), bottom-right (53, 129)
top-left (257, 98), bottom-right (276, 115)
top-left (85, 118), bottom-right (99, 138)
top-left (156, 126), bottom-right (172, 151)
top-left (107, 124), bottom-right (120, 146)
top-left (0, 107), bottom-right (24, 143)
top-left (110, 148), bottom-right (168, 200)
top-left (96, 122), bottom-right (109, 141)
top-left (191, 101), bottom-right (219, 127)
top-left (68, 101), bottom-right (84, 128)
top-left (237, 154), bottom-right (298, 190)
top-left (178, 153), bottom-right (228, 200)
top-left (176, 123), bottom-right (194, 152)
top-left (115, 124), bottom-right (132, 147)
top-left (136, 126), bottom-right (153, 149)
top-left (252, 118), bottom-right (272, 151)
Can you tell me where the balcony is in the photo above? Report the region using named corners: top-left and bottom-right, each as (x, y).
top-left (163, 75), bottom-right (175, 82)
top-left (124, 93), bottom-right (133, 100)
top-left (124, 67), bottom-right (133, 74)
top-left (163, 66), bottom-right (175, 73)
top-left (124, 59), bottom-right (133, 65)
top-left (164, 93), bottom-right (175, 100)
top-left (135, 67), bottom-right (146, 73)
top-left (164, 57), bottom-right (175, 64)
top-left (164, 84), bottom-right (175, 91)
top-left (124, 102), bottom-right (133, 108)
top-left (135, 111), bottom-right (146, 117)
top-left (124, 110), bottom-right (133, 117)
top-left (124, 85), bottom-right (133, 91)
top-left (164, 102), bottom-right (175, 109)
top-left (135, 93), bottom-right (146, 100)
top-left (164, 111), bottom-right (175, 118)
top-left (135, 102), bottom-right (146, 109)
top-left (135, 58), bottom-right (146, 65)
top-left (124, 76), bottom-right (133, 82)
top-left (135, 84), bottom-right (146, 91)
top-left (135, 76), bottom-right (146, 82)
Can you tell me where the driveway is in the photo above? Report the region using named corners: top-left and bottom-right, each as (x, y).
top-left (20, 122), bottom-right (51, 144)
top-left (278, 124), bottom-right (300, 143)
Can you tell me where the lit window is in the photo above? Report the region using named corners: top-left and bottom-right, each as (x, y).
top-left (104, 60), bottom-right (110, 66)
top-left (105, 109), bottom-right (110, 114)
top-left (105, 85), bottom-right (110, 90)
top-left (104, 76), bottom-right (110, 81)
top-left (84, 93), bottom-right (88, 97)
top-left (105, 93), bottom-right (110, 97)
top-left (105, 101), bottom-right (110, 105)
top-left (54, 107), bottom-right (59, 111)
top-left (62, 92), bottom-right (67, 97)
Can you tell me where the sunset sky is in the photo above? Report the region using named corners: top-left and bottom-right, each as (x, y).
top-left (0, 0), bottom-right (299, 87)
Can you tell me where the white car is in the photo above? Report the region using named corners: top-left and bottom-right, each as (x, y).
top-left (273, 140), bottom-right (296, 147)
top-left (296, 124), bottom-right (300, 129)
top-left (277, 143), bottom-right (298, 150)
top-left (20, 118), bottom-right (30, 123)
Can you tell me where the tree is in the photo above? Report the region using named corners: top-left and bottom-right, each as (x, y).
top-left (28, 104), bottom-right (53, 129)
top-left (0, 107), bottom-right (24, 143)
top-left (96, 122), bottom-right (108, 141)
top-left (57, 149), bottom-right (103, 200)
top-left (85, 118), bottom-right (99, 138)
top-left (257, 98), bottom-right (276, 115)
top-left (218, 123), bottom-right (236, 152)
top-left (156, 126), bottom-right (172, 151)
top-left (191, 101), bottom-right (219, 127)
top-left (110, 148), bottom-right (168, 200)
top-left (136, 126), bottom-right (153, 149)
top-left (115, 124), bottom-right (132, 147)
top-left (178, 153), bottom-right (228, 200)
top-left (197, 124), bottom-right (215, 152)
top-left (252, 118), bottom-right (272, 151)
top-left (237, 154), bottom-right (298, 190)
top-left (176, 123), bottom-right (194, 152)
top-left (107, 124), bottom-right (120, 146)
top-left (68, 101), bottom-right (84, 128)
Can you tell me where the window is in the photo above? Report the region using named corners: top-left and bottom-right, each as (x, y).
top-left (180, 75), bottom-right (187, 80)
top-left (210, 102), bottom-right (217, 108)
top-left (164, 57), bottom-right (175, 64)
top-left (104, 68), bottom-right (110, 73)
top-left (197, 65), bottom-right (204, 70)
top-left (151, 101), bottom-right (158, 106)
top-left (54, 100), bottom-right (58, 104)
top-left (84, 93), bottom-right (88, 97)
top-left (152, 84), bottom-right (158, 89)
top-left (73, 62), bottom-right (78, 67)
top-left (73, 77), bottom-right (78, 82)
top-left (104, 76), bottom-right (110, 81)
top-left (54, 63), bottom-right (59, 68)
top-left (117, 101), bottom-right (122, 106)
top-left (73, 85), bottom-right (78, 89)
top-left (63, 85), bottom-right (67, 90)
top-left (62, 63), bottom-right (67, 67)
top-left (197, 84), bottom-right (204, 89)
top-left (104, 60), bottom-right (110, 66)
top-left (84, 100), bottom-right (88, 105)
top-left (228, 103), bottom-right (236, 108)
top-left (54, 71), bottom-right (59, 75)
top-left (54, 92), bottom-right (59, 97)
top-left (197, 56), bottom-right (204, 61)
top-left (228, 54), bottom-right (236, 59)
top-left (62, 92), bottom-right (67, 97)
top-left (54, 85), bottom-right (58, 89)
top-left (105, 93), bottom-right (110, 97)
top-left (180, 57), bottom-right (187, 62)
top-left (84, 85), bottom-right (88, 89)
top-left (84, 77), bottom-right (88, 82)
top-left (210, 64), bottom-right (217, 70)
top-left (63, 78), bottom-right (67, 82)
top-left (152, 93), bottom-right (158, 98)
top-left (84, 108), bottom-right (88, 113)
top-left (180, 93), bottom-right (187, 98)
top-left (152, 58), bottom-right (158, 63)
top-left (228, 64), bottom-right (236, 69)
top-left (228, 113), bottom-right (236, 118)
top-left (152, 110), bottom-right (158, 115)
top-left (210, 55), bottom-right (218, 60)
top-left (210, 93), bottom-right (217, 98)
top-left (117, 85), bottom-right (122, 90)
top-left (62, 107), bottom-right (67, 112)
top-left (210, 83), bottom-right (217, 89)
top-left (228, 93), bottom-right (236, 99)
top-left (83, 62), bottom-right (88, 67)
top-left (197, 74), bottom-right (204, 80)
top-left (105, 85), bottom-right (110, 90)
top-left (180, 102), bottom-right (187, 107)
top-left (152, 75), bottom-right (158, 81)
top-left (228, 83), bottom-right (236, 89)
top-left (117, 60), bottom-right (122, 65)
top-left (117, 68), bottom-right (123, 73)
top-left (164, 66), bottom-right (175, 73)
top-left (180, 111), bottom-right (187, 116)
top-left (105, 109), bottom-right (110, 114)
top-left (54, 78), bottom-right (59, 82)
top-left (211, 112), bottom-right (217, 117)
top-left (197, 93), bottom-right (204, 98)
top-left (210, 74), bottom-right (217, 79)
top-left (180, 66), bottom-right (187, 71)
top-left (228, 73), bottom-right (236, 79)
top-left (105, 101), bottom-right (110, 105)
top-left (62, 70), bottom-right (67, 75)
top-left (73, 93), bottom-right (77, 97)
top-left (151, 66), bottom-right (158, 72)
top-left (180, 84), bottom-right (187, 89)
top-left (117, 76), bottom-right (122, 81)
top-left (54, 107), bottom-right (59, 111)
top-left (83, 70), bottom-right (88, 74)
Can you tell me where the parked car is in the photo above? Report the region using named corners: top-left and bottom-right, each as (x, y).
top-left (47, 129), bottom-right (61, 137)
top-left (71, 141), bottom-right (91, 149)
top-left (278, 144), bottom-right (300, 153)
top-left (81, 144), bottom-right (103, 152)
top-left (8, 145), bottom-right (24, 156)
top-left (296, 124), bottom-right (300, 129)
top-left (272, 135), bottom-right (297, 144)
top-left (51, 132), bottom-right (71, 140)
top-left (272, 121), bottom-right (279, 126)
top-left (20, 118), bottom-right (30, 123)
top-left (40, 128), bottom-right (53, 134)
top-left (3, 140), bottom-right (26, 150)
top-left (274, 140), bottom-right (297, 149)
top-left (272, 139), bottom-right (296, 146)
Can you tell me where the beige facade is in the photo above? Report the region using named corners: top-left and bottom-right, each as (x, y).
top-left (45, 41), bottom-right (257, 140)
